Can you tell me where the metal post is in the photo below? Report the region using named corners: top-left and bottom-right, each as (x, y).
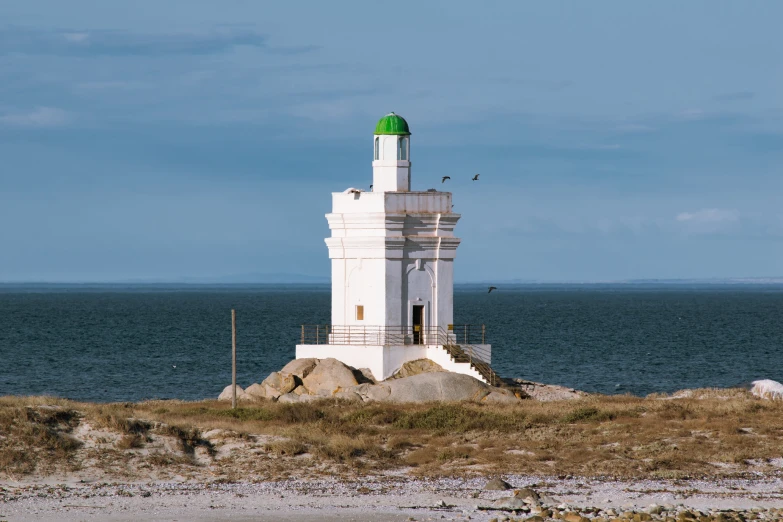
top-left (482, 324), bottom-right (485, 345)
top-left (231, 309), bottom-right (237, 410)
top-left (301, 325), bottom-right (304, 344)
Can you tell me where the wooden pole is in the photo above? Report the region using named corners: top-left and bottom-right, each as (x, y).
top-left (231, 309), bottom-right (237, 410)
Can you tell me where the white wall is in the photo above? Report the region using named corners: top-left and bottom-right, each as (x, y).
top-left (295, 343), bottom-right (491, 383)
top-left (326, 191), bottom-right (460, 331)
top-left (371, 134), bottom-right (410, 193)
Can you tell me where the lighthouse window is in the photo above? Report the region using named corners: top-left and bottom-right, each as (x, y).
top-left (398, 137), bottom-right (408, 160)
top-left (356, 305), bottom-right (364, 321)
top-left (374, 137), bottom-right (379, 160)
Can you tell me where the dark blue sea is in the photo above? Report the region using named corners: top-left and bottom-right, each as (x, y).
top-left (0, 284), bottom-right (781, 402)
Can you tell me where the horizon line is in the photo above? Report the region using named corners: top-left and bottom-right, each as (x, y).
top-left (2, 277), bottom-right (783, 286)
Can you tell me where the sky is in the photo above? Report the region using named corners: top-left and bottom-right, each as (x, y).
top-left (0, 1), bottom-right (781, 282)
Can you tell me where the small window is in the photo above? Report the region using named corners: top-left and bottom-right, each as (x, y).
top-left (374, 137), bottom-right (379, 160)
top-left (356, 305), bottom-right (364, 321)
top-left (398, 137), bottom-right (408, 160)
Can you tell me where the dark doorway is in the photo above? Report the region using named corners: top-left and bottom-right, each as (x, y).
top-left (412, 305), bottom-right (424, 344)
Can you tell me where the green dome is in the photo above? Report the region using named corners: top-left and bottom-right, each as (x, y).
top-left (374, 112), bottom-right (411, 135)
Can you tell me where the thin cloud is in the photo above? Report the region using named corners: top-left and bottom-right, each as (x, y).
top-left (0, 107), bottom-right (69, 127)
top-left (0, 26), bottom-right (273, 56)
top-left (676, 208), bottom-right (739, 224)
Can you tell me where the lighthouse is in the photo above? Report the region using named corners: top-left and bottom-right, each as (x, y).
top-left (296, 113), bottom-right (497, 385)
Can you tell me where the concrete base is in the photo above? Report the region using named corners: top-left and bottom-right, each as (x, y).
top-left (295, 344), bottom-right (492, 383)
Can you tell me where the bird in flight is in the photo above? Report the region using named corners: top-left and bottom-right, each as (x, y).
top-left (442, 176), bottom-right (451, 183)
top-left (488, 286), bottom-right (497, 293)
top-left (472, 174), bottom-right (480, 181)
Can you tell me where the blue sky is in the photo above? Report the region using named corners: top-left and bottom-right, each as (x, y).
top-left (0, 1), bottom-right (781, 282)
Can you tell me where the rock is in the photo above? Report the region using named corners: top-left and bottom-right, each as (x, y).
top-left (333, 390), bottom-right (363, 402)
top-left (562, 513), bottom-right (589, 522)
top-left (280, 358), bottom-right (318, 380)
top-left (261, 371), bottom-right (298, 395)
top-left (302, 358), bottom-right (359, 396)
top-left (353, 367), bottom-right (376, 384)
top-left (510, 378), bottom-right (586, 401)
top-left (383, 372), bottom-right (492, 403)
top-left (491, 496), bottom-right (528, 510)
top-left (217, 385), bottom-right (250, 401)
top-left (278, 392), bottom-right (318, 403)
top-left (277, 392), bottom-right (299, 403)
top-left (245, 381), bottom-right (291, 400)
top-left (389, 359), bottom-right (446, 379)
top-left (347, 382), bottom-right (392, 401)
top-left (482, 389), bottom-right (523, 404)
top-left (483, 478), bottom-right (513, 491)
top-left (244, 383), bottom-right (274, 400)
top-left (750, 379), bottom-right (783, 400)
top-left (514, 488), bottom-right (540, 501)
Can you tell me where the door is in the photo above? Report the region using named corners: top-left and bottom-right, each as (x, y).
top-left (412, 305), bottom-right (424, 344)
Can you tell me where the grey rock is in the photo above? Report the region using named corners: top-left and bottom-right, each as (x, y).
top-left (333, 390), bottom-right (363, 402)
top-left (261, 371), bottom-right (298, 394)
top-left (353, 367), bottom-right (377, 384)
top-left (483, 478), bottom-right (512, 491)
top-left (513, 488), bottom-right (540, 501)
top-left (491, 496), bottom-right (528, 510)
top-left (217, 385), bottom-right (250, 401)
top-left (347, 382), bottom-right (392, 401)
top-left (383, 372), bottom-right (491, 403)
top-left (280, 358), bottom-right (318, 380)
top-left (302, 358), bottom-right (359, 396)
top-left (245, 383), bottom-right (279, 400)
top-left (277, 392), bottom-right (318, 403)
top-left (389, 358), bottom-right (446, 379)
top-left (277, 392), bottom-right (300, 403)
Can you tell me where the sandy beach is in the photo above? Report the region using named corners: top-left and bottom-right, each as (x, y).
top-left (3, 474), bottom-right (783, 521)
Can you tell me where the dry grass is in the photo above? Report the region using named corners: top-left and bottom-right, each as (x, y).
top-left (1, 390), bottom-right (782, 481)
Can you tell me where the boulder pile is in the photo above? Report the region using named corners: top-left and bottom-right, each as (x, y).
top-left (219, 357), bottom-right (528, 404)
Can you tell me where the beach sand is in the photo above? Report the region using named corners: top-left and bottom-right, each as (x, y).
top-left (3, 475), bottom-right (783, 521)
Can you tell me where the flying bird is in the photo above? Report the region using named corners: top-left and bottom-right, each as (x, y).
top-left (472, 174), bottom-right (480, 181)
top-left (488, 286), bottom-right (497, 294)
top-left (441, 176), bottom-right (451, 183)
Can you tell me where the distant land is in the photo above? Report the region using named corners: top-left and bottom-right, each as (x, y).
top-left (1, 275), bottom-right (783, 286)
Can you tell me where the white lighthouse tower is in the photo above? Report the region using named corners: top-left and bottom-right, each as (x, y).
top-left (296, 113), bottom-right (497, 385)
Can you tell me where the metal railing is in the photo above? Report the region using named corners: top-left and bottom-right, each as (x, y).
top-left (299, 324), bottom-right (499, 386)
top-left (300, 324), bottom-right (486, 347)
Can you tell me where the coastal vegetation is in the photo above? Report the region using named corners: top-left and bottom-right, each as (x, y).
top-left (1, 390), bottom-right (782, 482)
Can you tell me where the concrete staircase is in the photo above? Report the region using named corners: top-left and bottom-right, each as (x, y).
top-left (442, 344), bottom-right (502, 387)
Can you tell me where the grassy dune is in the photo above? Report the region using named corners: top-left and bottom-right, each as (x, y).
top-left (1, 390), bottom-right (782, 482)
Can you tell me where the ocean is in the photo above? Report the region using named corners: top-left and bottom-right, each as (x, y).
top-left (0, 284), bottom-right (781, 402)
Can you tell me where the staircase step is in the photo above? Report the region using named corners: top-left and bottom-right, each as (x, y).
top-left (441, 344), bottom-right (501, 387)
